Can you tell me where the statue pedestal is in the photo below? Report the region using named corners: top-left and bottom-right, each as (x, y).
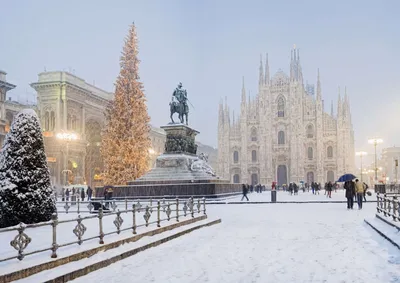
top-left (96, 123), bottom-right (242, 198)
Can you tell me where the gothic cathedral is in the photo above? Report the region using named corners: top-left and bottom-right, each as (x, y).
top-left (217, 48), bottom-right (355, 186)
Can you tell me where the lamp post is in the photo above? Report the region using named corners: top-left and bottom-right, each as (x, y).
top-left (355, 151), bottom-right (368, 182)
top-left (368, 138), bottom-right (383, 185)
top-left (57, 132), bottom-right (78, 185)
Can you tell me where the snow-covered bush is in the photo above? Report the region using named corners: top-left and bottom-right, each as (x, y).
top-left (0, 109), bottom-right (56, 228)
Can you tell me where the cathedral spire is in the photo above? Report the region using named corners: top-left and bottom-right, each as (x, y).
top-left (241, 76), bottom-right (246, 104)
top-left (265, 53), bottom-right (270, 85)
top-left (259, 54), bottom-right (264, 86)
top-left (316, 68), bottom-right (322, 100)
top-left (218, 98), bottom-right (224, 127)
top-left (337, 87), bottom-right (342, 120)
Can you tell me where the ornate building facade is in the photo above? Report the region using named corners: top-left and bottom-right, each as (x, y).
top-left (218, 48), bottom-right (355, 186)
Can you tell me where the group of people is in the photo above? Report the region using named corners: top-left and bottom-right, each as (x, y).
top-left (61, 186), bottom-right (93, 202)
top-left (344, 179), bottom-right (369, 210)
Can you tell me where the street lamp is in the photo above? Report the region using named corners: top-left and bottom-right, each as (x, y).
top-left (356, 151), bottom-right (368, 182)
top-left (57, 132), bottom-right (78, 185)
top-left (368, 138), bottom-right (383, 184)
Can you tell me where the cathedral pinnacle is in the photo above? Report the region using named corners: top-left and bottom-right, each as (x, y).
top-left (259, 54), bottom-right (264, 86)
top-left (265, 53), bottom-right (270, 85)
top-left (241, 76), bottom-right (246, 104)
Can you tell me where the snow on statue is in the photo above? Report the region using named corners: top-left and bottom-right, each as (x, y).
top-left (0, 109), bottom-right (56, 228)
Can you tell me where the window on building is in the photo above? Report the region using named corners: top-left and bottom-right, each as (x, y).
top-left (327, 171), bottom-right (334, 182)
top-left (278, 131), bottom-right (285, 145)
top-left (233, 151), bottom-right (239, 163)
top-left (44, 111), bottom-right (50, 131)
top-left (252, 150), bottom-right (257, 162)
top-left (50, 111), bottom-right (55, 131)
top-left (307, 125), bottom-right (314, 138)
top-left (327, 146), bottom-right (333, 158)
top-left (233, 174), bottom-right (240, 183)
top-left (277, 97), bottom-right (285, 117)
top-left (251, 128), bottom-right (257, 141)
top-left (308, 147), bottom-right (313, 159)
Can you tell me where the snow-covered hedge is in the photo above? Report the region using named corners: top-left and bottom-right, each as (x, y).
top-left (0, 109), bottom-right (56, 228)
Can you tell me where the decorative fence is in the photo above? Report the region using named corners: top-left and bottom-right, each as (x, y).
top-left (55, 198), bottom-right (179, 214)
top-left (375, 184), bottom-right (400, 194)
top-left (0, 197), bottom-right (206, 263)
top-left (376, 193), bottom-right (400, 221)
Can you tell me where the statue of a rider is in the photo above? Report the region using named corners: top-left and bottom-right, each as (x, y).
top-left (171, 82), bottom-right (189, 124)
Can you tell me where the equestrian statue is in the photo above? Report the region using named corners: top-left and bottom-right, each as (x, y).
top-left (169, 82), bottom-right (190, 125)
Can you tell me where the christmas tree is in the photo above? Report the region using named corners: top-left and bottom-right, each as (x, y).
top-left (0, 109), bottom-right (56, 228)
top-left (101, 23), bottom-right (151, 185)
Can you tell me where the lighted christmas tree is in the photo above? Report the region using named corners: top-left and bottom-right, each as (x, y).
top-left (101, 23), bottom-right (151, 185)
top-left (0, 109), bottom-right (56, 228)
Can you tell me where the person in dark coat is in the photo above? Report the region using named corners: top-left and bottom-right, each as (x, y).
top-left (241, 184), bottom-right (249, 201)
top-left (65, 188), bottom-right (70, 201)
top-left (80, 188), bottom-right (85, 201)
top-left (344, 181), bottom-right (355, 209)
top-left (327, 181), bottom-right (333, 198)
top-left (87, 186), bottom-right (93, 201)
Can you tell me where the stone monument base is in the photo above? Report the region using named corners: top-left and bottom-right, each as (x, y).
top-left (95, 123), bottom-right (242, 198)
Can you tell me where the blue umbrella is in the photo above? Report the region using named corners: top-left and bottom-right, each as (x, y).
top-left (337, 173), bottom-right (357, 182)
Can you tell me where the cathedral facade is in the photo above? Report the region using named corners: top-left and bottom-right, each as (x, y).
top-left (217, 48), bottom-right (355, 186)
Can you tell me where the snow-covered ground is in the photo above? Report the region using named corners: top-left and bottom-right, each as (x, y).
top-left (72, 202), bottom-right (400, 283)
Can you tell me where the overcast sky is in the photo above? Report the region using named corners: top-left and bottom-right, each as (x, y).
top-left (1, 0), bottom-right (399, 166)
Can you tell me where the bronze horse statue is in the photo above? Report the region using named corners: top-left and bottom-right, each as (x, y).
top-left (170, 102), bottom-right (189, 125)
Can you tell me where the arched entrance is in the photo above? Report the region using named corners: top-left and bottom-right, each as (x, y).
top-left (327, 171), bottom-right (335, 182)
top-left (251, 173), bottom-right (258, 185)
top-left (277, 165), bottom-right (287, 186)
top-left (307, 172), bottom-right (314, 183)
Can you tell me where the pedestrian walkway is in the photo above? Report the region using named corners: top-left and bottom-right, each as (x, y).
top-left (71, 202), bottom-right (400, 283)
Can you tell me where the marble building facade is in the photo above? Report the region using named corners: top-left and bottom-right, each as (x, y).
top-left (218, 48), bottom-right (355, 186)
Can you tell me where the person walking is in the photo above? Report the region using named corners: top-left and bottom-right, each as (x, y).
top-left (80, 188), bottom-right (85, 201)
top-left (344, 181), bottom-right (355, 209)
top-left (363, 182), bottom-right (369, 202)
top-left (327, 181), bottom-right (333, 198)
top-left (241, 184), bottom-right (249, 201)
top-left (87, 186), bottom-right (93, 201)
top-left (355, 179), bottom-right (364, 209)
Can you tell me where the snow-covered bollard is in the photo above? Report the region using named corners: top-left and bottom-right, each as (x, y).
top-left (51, 213), bottom-right (58, 258)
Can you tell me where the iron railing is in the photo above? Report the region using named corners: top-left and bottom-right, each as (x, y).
top-left (376, 193), bottom-right (400, 221)
top-left (0, 197), bottom-right (206, 263)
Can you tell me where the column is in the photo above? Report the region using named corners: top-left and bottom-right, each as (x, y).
top-left (62, 84), bottom-right (67, 130)
top-left (56, 95), bottom-right (61, 132)
top-left (81, 107), bottom-right (85, 135)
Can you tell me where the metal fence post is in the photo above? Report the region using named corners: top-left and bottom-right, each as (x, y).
top-left (176, 198), bottom-right (179, 222)
top-left (51, 213), bottom-right (58, 258)
top-left (125, 198), bottom-right (128, 212)
top-left (132, 204), bottom-right (137, 234)
top-left (98, 206), bottom-right (104, 244)
top-left (376, 193), bottom-right (380, 213)
top-left (203, 197), bottom-right (206, 215)
top-left (393, 196), bottom-right (398, 221)
top-left (77, 198), bottom-right (80, 214)
top-left (384, 194), bottom-right (387, 217)
top-left (157, 201), bottom-right (161, 227)
top-left (197, 198), bottom-right (201, 214)
top-left (191, 197), bottom-right (194, 218)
